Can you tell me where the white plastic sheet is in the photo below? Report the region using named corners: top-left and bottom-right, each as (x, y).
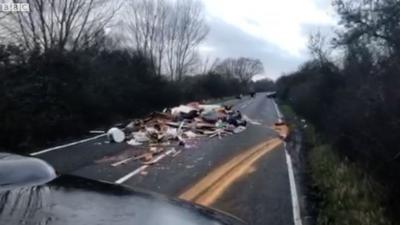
top-left (107, 127), bottom-right (125, 143)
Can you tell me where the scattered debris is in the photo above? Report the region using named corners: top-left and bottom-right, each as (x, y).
top-left (141, 153), bottom-right (154, 164)
top-left (101, 102), bottom-right (250, 169)
top-left (140, 170), bottom-right (148, 176)
top-left (272, 121), bottom-right (289, 139)
top-left (266, 92), bottom-right (277, 98)
top-left (132, 131), bottom-right (150, 143)
top-left (107, 127), bottom-right (125, 143)
top-left (233, 126), bottom-right (246, 133)
top-left (89, 130), bottom-right (105, 134)
top-left (127, 139), bottom-right (143, 146)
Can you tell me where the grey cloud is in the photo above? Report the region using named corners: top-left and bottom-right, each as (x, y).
top-left (301, 23), bottom-right (336, 39)
top-left (203, 17), bottom-right (306, 80)
top-left (314, 0), bottom-right (334, 11)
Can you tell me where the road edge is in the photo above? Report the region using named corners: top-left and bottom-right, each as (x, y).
top-left (273, 100), bottom-right (303, 225)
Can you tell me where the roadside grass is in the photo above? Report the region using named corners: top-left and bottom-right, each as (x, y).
top-left (280, 103), bottom-right (391, 225)
top-left (279, 104), bottom-right (297, 132)
top-left (310, 145), bottom-right (390, 225)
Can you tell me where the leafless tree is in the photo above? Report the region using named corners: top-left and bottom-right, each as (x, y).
top-left (0, 0), bottom-right (120, 51)
top-left (308, 31), bottom-right (332, 64)
top-left (166, 0), bottom-right (208, 80)
top-left (125, 0), bottom-right (208, 79)
top-left (125, 0), bottom-right (169, 76)
top-left (215, 57), bottom-right (264, 83)
top-left (197, 56), bottom-right (220, 74)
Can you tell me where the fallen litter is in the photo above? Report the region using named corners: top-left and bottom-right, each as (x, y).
top-left (272, 121), bottom-right (289, 139)
top-left (89, 130), bottom-right (106, 134)
top-left (140, 171), bottom-right (148, 176)
top-left (101, 102), bottom-right (251, 169)
top-left (107, 127), bottom-right (125, 143)
top-left (185, 165), bottom-right (195, 169)
top-left (127, 139), bottom-right (143, 146)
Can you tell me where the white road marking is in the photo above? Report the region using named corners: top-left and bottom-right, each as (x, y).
top-left (115, 165), bottom-right (149, 184)
top-left (236, 101), bottom-right (246, 109)
top-left (240, 98), bottom-right (256, 109)
top-left (114, 149), bottom-right (175, 184)
top-left (284, 142), bottom-right (303, 225)
top-left (112, 156), bottom-right (136, 167)
top-left (89, 130), bottom-right (105, 134)
top-left (243, 115), bottom-right (262, 125)
top-left (272, 100), bottom-right (283, 122)
top-left (172, 150), bottom-right (182, 157)
top-left (273, 100), bottom-right (302, 225)
top-left (30, 134), bottom-right (107, 156)
top-left (236, 98), bottom-right (252, 109)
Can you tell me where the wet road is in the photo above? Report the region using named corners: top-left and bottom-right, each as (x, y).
top-left (33, 94), bottom-right (296, 225)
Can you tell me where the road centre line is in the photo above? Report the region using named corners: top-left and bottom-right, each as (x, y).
top-left (179, 138), bottom-right (282, 206)
top-left (30, 134), bottom-right (107, 156)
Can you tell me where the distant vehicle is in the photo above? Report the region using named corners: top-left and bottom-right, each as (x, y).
top-left (266, 92), bottom-right (277, 98)
top-left (249, 92), bottom-right (256, 98)
top-left (0, 154), bottom-right (246, 225)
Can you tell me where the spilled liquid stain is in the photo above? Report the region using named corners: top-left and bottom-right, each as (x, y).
top-left (179, 138), bottom-right (282, 206)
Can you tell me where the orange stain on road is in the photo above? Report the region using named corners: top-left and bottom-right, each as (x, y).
top-left (179, 138), bottom-right (282, 206)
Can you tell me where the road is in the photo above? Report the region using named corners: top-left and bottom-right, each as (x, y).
top-left (33, 94), bottom-right (299, 225)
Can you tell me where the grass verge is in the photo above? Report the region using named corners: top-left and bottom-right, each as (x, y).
top-left (310, 145), bottom-right (390, 225)
top-left (280, 104), bottom-right (391, 225)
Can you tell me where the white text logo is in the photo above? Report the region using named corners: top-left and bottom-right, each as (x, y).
top-left (1, 3), bottom-right (30, 12)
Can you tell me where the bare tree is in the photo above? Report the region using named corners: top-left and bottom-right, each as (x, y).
top-left (125, 0), bottom-right (169, 76)
top-left (166, 0), bottom-right (208, 80)
top-left (334, 0), bottom-right (400, 56)
top-left (196, 56), bottom-right (220, 74)
top-left (215, 57), bottom-right (264, 83)
top-left (0, 0), bottom-right (119, 51)
top-left (125, 0), bottom-right (208, 79)
top-left (308, 31), bottom-right (332, 64)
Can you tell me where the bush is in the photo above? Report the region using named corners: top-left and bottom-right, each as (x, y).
top-left (310, 145), bottom-right (390, 225)
top-left (0, 45), bottom-right (243, 153)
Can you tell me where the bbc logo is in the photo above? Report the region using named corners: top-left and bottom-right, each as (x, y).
top-left (0, 3), bottom-right (30, 12)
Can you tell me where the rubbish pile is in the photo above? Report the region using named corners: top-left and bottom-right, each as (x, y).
top-left (104, 102), bottom-right (247, 165)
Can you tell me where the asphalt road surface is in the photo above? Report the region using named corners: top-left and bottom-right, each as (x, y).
top-left (33, 93), bottom-right (299, 225)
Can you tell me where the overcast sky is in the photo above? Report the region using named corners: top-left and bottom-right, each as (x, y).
top-left (199, 0), bottom-right (337, 80)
